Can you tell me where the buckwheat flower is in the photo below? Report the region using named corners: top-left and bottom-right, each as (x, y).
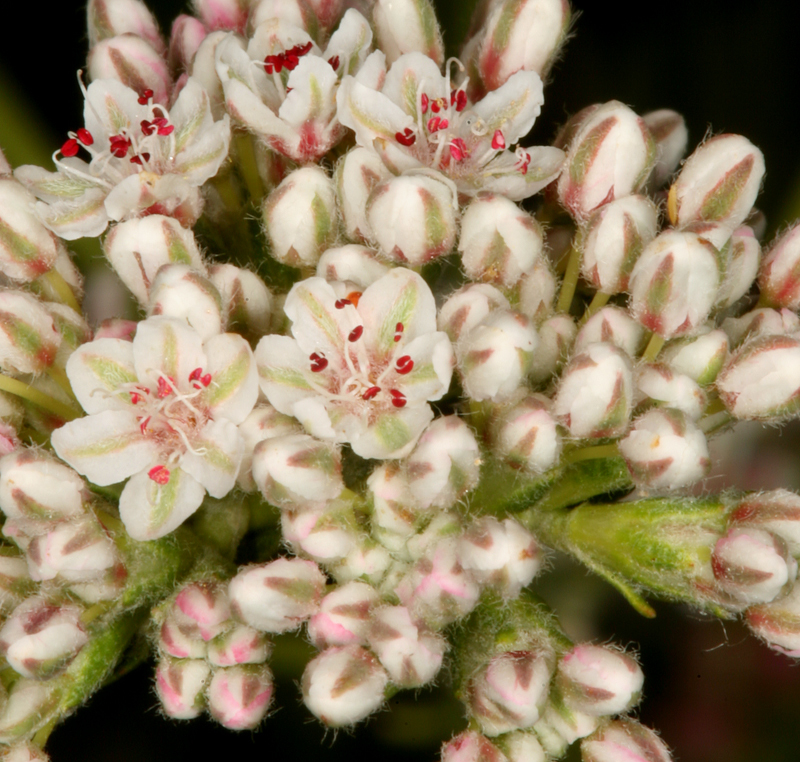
top-left (15, 77), bottom-right (230, 240)
top-left (440, 731), bottom-right (508, 762)
top-left (155, 656), bottom-right (210, 719)
top-left (661, 328), bottom-right (729, 386)
top-left (337, 53), bottom-right (565, 201)
top-left (308, 581), bottom-right (379, 649)
top-left (758, 224), bottom-right (800, 310)
top-left (207, 664), bottom-right (274, 730)
top-left (256, 268), bottom-right (453, 459)
top-left (574, 307), bottom-right (644, 358)
top-left (215, 11), bottom-right (375, 163)
top-left (581, 719), bottom-right (673, 762)
top-left (51, 316), bottom-right (258, 540)
top-left (643, 109), bottom-right (688, 189)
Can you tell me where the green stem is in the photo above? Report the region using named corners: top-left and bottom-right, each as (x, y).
top-left (579, 290), bottom-right (611, 325)
top-left (561, 442), bottom-right (620, 465)
top-left (641, 332), bottom-right (665, 363)
top-left (234, 132), bottom-right (265, 204)
top-left (36, 270), bottom-right (82, 314)
top-left (45, 365), bottom-right (77, 401)
top-left (556, 244), bottom-right (582, 314)
top-left (0, 374), bottom-right (81, 420)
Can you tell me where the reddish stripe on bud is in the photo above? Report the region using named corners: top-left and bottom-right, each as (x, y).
top-left (348, 325), bottom-right (364, 342)
top-left (148, 465), bottom-right (171, 485)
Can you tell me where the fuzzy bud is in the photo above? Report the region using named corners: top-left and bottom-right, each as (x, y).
top-left (518, 258), bottom-right (558, 324)
top-left (191, 0), bottom-right (248, 32)
top-left (169, 15), bottom-right (207, 71)
top-left (263, 167), bottom-right (338, 268)
top-left (746, 584), bottom-right (800, 657)
top-left (662, 328), bottom-right (729, 386)
top-left (528, 314), bottom-right (576, 384)
top-left (440, 731), bottom-right (508, 762)
top-left (438, 284), bottom-right (510, 344)
top-left (459, 195), bottom-right (544, 287)
top-left (302, 645), bottom-right (389, 726)
top-left (635, 365), bottom-right (706, 420)
top-left (630, 231), bottom-right (720, 339)
top-left (209, 263), bottom-right (273, 337)
top-left (207, 624), bottom-right (271, 667)
top-left (236, 404), bottom-right (300, 492)
top-left (172, 579), bottom-right (231, 642)
top-left (758, 224), bottom-right (800, 310)
top-left (723, 308), bottom-right (799, 348)
top-left (315, 246), bottom-right (389, 290)
top-left (557, 102), bottom-right (655, 220)
top-left (367, 462), bottom-right (419, 550)
top-left (579, 194), bottom-right (659, 294)
top-left (87, 0), bottom-right (164, 52)
top-left (147, 265), bottom-right (223, 341)
top-left (308, 581), bottom-right (379, 649)
top-left (491, 394), bottom-right (561, 475)
top-left (0, 741), bottom-right (50, 762)
top-left (554, 343), bottom-right (633, 438)
top-left (716, 226), bottom-right (760, 308)
top-left (335, 148), bottom-right (392, 243)
top-left (581, 718), bottom-right (673, 762)
top-left (280, 502), bottom-right (357, 562)
top-left (0, 291), bottom-right (61, 374)
top-left (0, 556), bottom-right (33, 615)
top-left (207, 664), bottom-right (274, 730)
top-left (643, 109), bottom-right (688, 189)
top-left (0, 680), bottom-right (62, 745)
top-left (496, 731), bottom-right (547, 762)
top-left (229, 557), bottom-right (326, 633)
top-left (367, 174), bottom-right (457, 266)
top-left (155, 657), bottom-right (211, 719)
top-left (574, 307), bottom-right (644, 358)
top-left (729, 489), bottom-right (800, 556)
top-left (372, 0), bottom-right (444, 66)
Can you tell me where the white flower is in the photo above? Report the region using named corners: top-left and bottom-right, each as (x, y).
top-left (337, 52), bottom-right (564, 201)
top-left (51, 316), bottom-right (258, 540)
top-left (256, 268), bottom-right (454, 459)
top-left (15, 78), bottom-right (230, 240)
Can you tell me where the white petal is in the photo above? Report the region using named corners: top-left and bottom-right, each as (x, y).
top-left (133, 317), bottom-right (207, 392)
top-left (280, 56), bottom-right (338, 129)
top-left (336, 76), bottom-right (411, 150)
top-left (382, 53), bottom-right (445, 117)
top-left (34, 190), bottom-right (110, 240)
top-left (255, 334), bottom-right (322, 415)
top-left (174, 116), bottom-right (231, 186)
top-left (471, 70), bottom-right (544, 144)
top-left (393, 331), bottom-right (454, 403)
top-left (324, 10), bottom-right (373, 72)
top-left (66, 338), bottom-right (137, 414)
top-left (285, 277), bottom-right (351, 361)
top-left (180, 418), bottom-right (244, 498)
top-left (83, 79), bottom-right (148, 150)
top-left (201, 333), bottom-right (259, 424)
top-left (351, 404), bottom-right (433, 459)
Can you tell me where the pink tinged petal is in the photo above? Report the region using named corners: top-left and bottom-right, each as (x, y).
top-left (103, 172), bottom-right (193, 221)
top-left (119, 466), bottom-right (206, 540)
top-left (168, 77), bottom-right (215, 154)
top-left (33, 189), bottom-right (110, 241)
top-left (353, 50), bottom-right (387, 89)
top-left (382, 53), bottom-right (446, 118)
top-left (479, 146), bottom-right (566, 202)
top-left (336, 76), bottom-right (413, 149)
top-left (82, 78), bottom-right (149, 151)
top-left (50, 410), bottom-right (159, 486)
top-left (133, 316), bottom-right (207, 392)
top-left (280, 56), bottom-right (339, 129)
top-left (471, 70), bottom-right (544, 145)
top-left (179, 418), bottom-right (244, 498)
top-left (324, 9), bottom-right (374, 73)
top-left (201, 333), bottom-right (258, 424)
top-left (391, 331), bottom-right (454, 403)
top-left (351, 402), bottom-right (433, 460)
top-left (358, 268), bottom-right (438, 362)
top-left (65, 338), bottom-right (138, 414)
top-left (285, 277), bottom-right (350, 360)
top-left (292, 396), bottom-right (339, 441)
top-left (372, 136), bottom-right (425, 175)
top-left (255, 334), bottom-right (321, 416)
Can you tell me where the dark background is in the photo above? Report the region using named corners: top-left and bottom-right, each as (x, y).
top-left (3, 2), bottom-right (800, 760)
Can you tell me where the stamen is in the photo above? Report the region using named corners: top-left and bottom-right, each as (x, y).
top-left (395, 356), bottom-right (414, 374)
top-left (450, 138), bottom-right (469, 162)
top-left (491, 130), bottom-right (506, 150)
top-left (395, 128), bottom-right (416, 147)
top-left (335, 298), bottom-right (352, 309)
top-left (362, 386), bottom-right (381, 400)
top-left (157, 376), bottom-right (176, 399)
top-left (109, 135), bottom-right (132, 158)
top-left (139, 416), bottom-right (151, 434)
top-left (130, 152), bottom-right (151, 165)
top-left (328, 55), bottom-right (340, 71)
top-left (346, 291), bottom-right (362, 307)
top-left (76, 128), bottom-right (93, 145)
top-left (389, 389), bottom-right (407, 408)
top-left (516, 148), bottom-right (531, 175)
top-left (348, 325), bottom-right (364, 342)
top-left (421, 93), bottom-right (429, 114)
top-left (310, 352), bottom-right (328, 372)
top-left (138, 88), bottom-right (154, 105)
top-left (451, 90), bottom-right (468, 112)
top-left (61, 138), bottom-right (79, 157)
top-left (394, 322), bottom-right (404, 342)
top-left (148, 465), bottom-right (171, 485)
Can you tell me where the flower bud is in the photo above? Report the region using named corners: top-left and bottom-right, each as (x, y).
top-left (147, 265), bottom-right (223, 341)
top-left (302, 645), bottom-right (389, 726)
top-left (169, 15), bottom-right (207, 72)
top-left (630, 231), bottom-right (720, 339)
top-left (189, 31), bottom-right (229, 118)
top-left (0, 598), bottom-right (88, 678)
top-left (668, 134), bottom-right (764, 233)
top-left (574, 307), bottom-right (644, 358)
top-left (438, 284), bottom-right (510, 344)
top-left (368, 605), bottom-right (446, 687)
top-left (535, 702), bottom-right (600, 755)
top-left (334, 538), bottom-right (393, 586)
top-left (171, 579), bottom-right (232, 642)
top-left (209, 263), bottom-right (274, 337)
top-left (581, 719), bottom-right (673, 762)
top-left (155, 657), bottom-right (211, 719)
top-left (87, 0), bottom-right (164, 52)
top-left (469, 649), bottom-right (555, 735)
top-left (712, 527), bottom-right (798, 608)
top-left (716, 226), bottom-right (760, 308)
top-left (206, 623), bottom-right (270, 667)
top-left (642, 109), bottom-right (688, 189)
top-left (557, 102), bottom-right (655, 220)
top-left (335, 148), bottom-right (392, 243)
top-left (280, 502), bottom-right (357, 562)
top-left (728, 489), bottom-right (800, 555)
top-left (252, 434), bottom-right (344, 510)
top-left (0, 291), bottom-right (61, 374)
top-left (159, 611), bottom-right (208, 660)
top-left (746, 583), bottom-right (800, 656)
top-left (459, 195), bottom-right (544, 287)
top-left (528, 315), bottom-right (575, 384)
top-left (308, 581), bottom-right (379, 649)
top-left (236, 404), bottom-right (300, 492)
top-left (229, 557), bottom-right (326, 633)
top-left (367, 174), bottom-right (457, 266)
top-left (716, 335), bottom-right (800, 420)
top-left (458, 310), bottom-right (537, 401)
top-left (191, 0), bottom-right (248, 32)
top-left (490, 394), bottom-right (561, 474)
top-left (554, 343), bottom-right (633, 439)
top-left (315, 245), bottom-right (389, 290)
top-left (557, 644), bottom-right (643, 717)
top-left (0, 179), bottom-right (59, 283)
top-left (0, 555), bottom-right (33, 615)
top-left (635, 365), bottom-right (706, 420)
top-left (723, 307), bottom-right (799, 347)
top-left (207, 664), bottom-right (274, 730)
top-left (103, 215), bottom-right (206, 305)
top-left (262, 167), bottom-right (338, 268)
top-left (249, 0), bottom-right (316, 33)
top-left (0, 741), bottom-right (50, 762)
top-left (496, 731), bottom-right (547, 762)
top-left (518, 258), bottom-right (557, 324)
top-left (758, 224), bottom-right (800, 310)
top-left (459, 517), bottom-right (543, 597)
top-left (88, 34), bottom-right (171, 106)
top-left (662, 328), bottom-right (729, 385)
top-left (440, 731), bottom-right (508, 762)
top-left (368, 462), bottom-right (418, 550)
top-left (372, 0), bottom-right (444, 66)
top-left (579, 194), bottom-right (659, 294)
top-left (0, 680), bottom-right (61, 745)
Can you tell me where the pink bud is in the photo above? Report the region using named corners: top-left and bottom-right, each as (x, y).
top-left (758, 224), bottom-right (800, 310)
top-left (173, 579), bottom-right (232, 642)
top-left (518, 258), bottom-right (558, 324)
top-left (729, 489), bottom-right (800, 556)
top-left (168, 15), bottom-right (207, 72)
top-left (315, 245), bottom-right (389, 290)
top-left (308, 581), bottom-right (379, 649)
top-left (368, 462), bottom-right (420, 549)
top-left (280, 503), bottom-right (357, 561)
top-left (191, 0), bottom-right (249, 32)
top-left (574, 307), bottom-right (644, 358)
top-left (147, 265), bottom-right (223, 342)
top-left (438, 284), bottom-right (510, 344)
top-left (335, 148), bottom-right (392, 243)
top-left (723, 308), bottom-right (800, 348)
top-left (642, 109), bottom-right (688, 189)
top-left (490, 395), bottom-right (561, 475)
top-left (208, 624), bottom-right (271, 667)
top-left (207, 664), bottom-right (274, 730)
top-left (717, 226), bottom-right (760, 308)
top-left (440, 731), bottom-right (508, 762)
top-left (87, 0), bottom-right (164, 53)
top-left (372, 0), bottom-right (444, 66)
top-left (0, 291), bottom-right (61, 374)
top-left (155, 657), bottom-right (210, 719)
top-left (159, 612), bottom-right (208, 660)
top-left (528, 315), bottom-right (576, 384)
top-left (581, 718), bottom-right (673, 762)
top-left (746, 583), bottom-right (800, 657)
top-left (635, 365), bottom-right (707, 420)
top-left (496, 731), bottom-right (547, 762)
top-left (662, 328), bottom-right (729, 386)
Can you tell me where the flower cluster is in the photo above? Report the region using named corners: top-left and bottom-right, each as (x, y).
top-left (1, 0), bottom-right (800, 760)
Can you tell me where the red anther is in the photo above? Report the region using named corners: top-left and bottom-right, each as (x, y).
top-left (264, 54), bottom-right (283, 74)
top-left (139, 416), bottom-right (151, 434)
top-left (130, 391), bottom-right (142, 404)
top-left (348, 325), bottom-right (364, 342)
top-left (431, 99), bottom-right (441, 113)
top-left (491, 130), bottom-right (506, 150)
top-left (327, 55), bottom-right (340, 71)
top-left (148, 465), bottom-right (171, 485)
top-left (394, 321), bottom-right (404, 342)
top-left (157, 376), bottom-right (175, 398)
top-left (309, 352), bottom-right (328, 372)
top-left (109, 135), bottom-right (131, 158)
top-left (76, 128), bottom-right (93, 146)
top-left (395, 128), bottom-right (416, 147)
top-left (389, 389), bottom-right (407, 408)
top-left (421, 93), bottom-right (429, 113)
top-left (141, 120), bottom-right (156, 136)
top-left (156, 123), bottom-right (174, 136)
top-left (395, 355), bottom-right (414, 374)
top-left (518, 150), bottom-right (531, 175)
top-left (201, 373), bottom-right (212, 387)
top-left (137, 88), bottom-right (154, 105)
top-left (189, 368), bottom-right (203, 382)
top-left (292, 42), bottom-right (313, 57)
top-left (362, 386), bottom-right (381, 400)
top-left (335, 298), bottom-right (352, 309)
top-left (450, 138), bottom-right (469, 162)
top-left (452, 89), bottom-right (467, 112)
top-left (428, 117), bottom-right (448, 133)
top-left (61, 138), bottom-right (79, 157)
top-left (284, 53), bottom-right (299, 70)
top-left (130, 152), bottom-right (150, 165)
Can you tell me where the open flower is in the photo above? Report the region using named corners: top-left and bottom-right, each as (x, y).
top-left (255, 268), bottom-right (454, 459)
top-left (51, 316), bottom-right (258, 540)
top-left (15, 77), bottom-right (230, 239)
top-left (215, 10), bottom-right (376, 163)
top-left (337, 52), bottom-right (564, 200)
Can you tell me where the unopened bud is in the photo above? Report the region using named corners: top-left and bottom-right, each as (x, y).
top-left (723, 307), bottom-right (799, 348)
top-left (87, 0), bottom-right (164, 52)
top-left (716, 335), bottom-right (800, 420)
top-left (236, 404), bottom-right (301, 492)
top-left (581, 718), bottom-right (673, 762)
top-left (716, 226), bottom-right (760, 308)
top-left (746, 584), bottom-right (800, 657)
top-left (643, 109), bottom-right (688, 189)
top-left (0, 291), bottom-right (61, 374)
top-left (302, 644), bottom-right (388, 726)
top-left (103, 215), bottom-right (206, 304)
top-left (557, 102), bottom-right (655, 220)
top-left (367, 174), bottom-right (457, 266)
top-left (308, 581), bottom-right (379, 649)
top-left (729, 489), bottom-right (800, 556)
top-left (554, 343), bottom-right (633, 439)
top-left (159, 611), bottom-right (207, 660)
top-left (155, 657), bottom-right (210, 719)
top-left (459, 517), bottom-right (543, 597)
top-left (438, 284), bottom-right (510, 344)
top-left (209, 263), bottom-right (273, 337)
top-left (758, 224), bottom-right (800, 310)
top-left (0, 741), bottom-right (50, 762)
top-left (88, 34), bottom-right (171, 105)
top-left (459, 195), bottom-right (544, 287)
top-left (207, 664), bottom-right (274, 730)
top-left (0, 556), bottom-right (33, 615)
top-left (207, 624), bottom-right (271, 667)
top-left (335, 148), bottom-right (392, 242)
top-left (574, 307), bottom-right (644, 358)
top-left (172, 579), bottom-right (231, 642)
top-left (315, 245), bottom-right (389, 290)
top-left (496, 731), bottom-right (547, 762)
top-left (0, 679), bottom-right (61, 745)
top-left (280, 502), bottom-right (357, 562)
top-left (668, 134), bottom-right (764, 233)
top-left (334, 538), bottom-right (393, 585)
top-left (229, 557), bottom-right (326, 633)
top-left (662, 328), bottom-right (729, 385)
top-left (368, 604), bottom-right (446, 687)
top-left (372, 0), bottom-right (443, 66)
top-left (630, 231), bottom-right (720, 339)
top-left (440, 731), bottom-right (508, 762)
top-left (263, 167), bottom-right (338, 268)
top-left (579, 194), bottom-right (659, 294)
top-left (491, 394), bottom-right (561, 475)
top-left (635, 365), bottom-right (706, 420)
top-left (169, 15), bottom-right (207, 72)
top-left (191, 0), bottom-right (249, 32)
top-left (528, 315), bottom-right (576, 384)
top-left (518, 258), bottom-right (558, 324)
top-left (147, 265), bottom-right (223, 341)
